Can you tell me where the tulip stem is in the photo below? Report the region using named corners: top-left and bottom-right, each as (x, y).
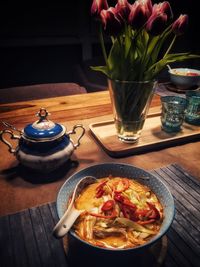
top-left (164, 35), bottom-right (176, 58)
top-left (99, 24), bottom-right (108, 68)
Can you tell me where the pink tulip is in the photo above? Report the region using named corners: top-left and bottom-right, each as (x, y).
top-left (160, 1), bottom-right (173, 20)
top-left (91, 0), bottom-right (109, 17)
top-left (128, 0), bottom-right (152, 30)
top-left (142, 0), bottom-right (153, 18)
top-left (100, 7), bottom-right (124, 36)
top-left (146, 13), bottom-right (168, 35)
top-left (172, 14), bottom-right (188, 35)
top-left (146, 1), bottom-right (172, 35)
top-left (152, 2), bottom-right (173, 20)
top-left (115, 0), bottom-right (131, 21)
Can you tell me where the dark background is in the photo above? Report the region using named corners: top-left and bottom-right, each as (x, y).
top-left (0, 1), bottom-right (199, 90)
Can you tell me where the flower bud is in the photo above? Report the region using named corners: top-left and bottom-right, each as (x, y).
top-left (160, 1), bottom-right (173, 20)
top-left (128, 0), bottom-right (152, 30)
top-left (100, 7), bottom-right (123, 36)
top-left (146, 13), bottom-right (168, 35)
top-left (146, 2), bottom-right (172, 35)
top-left (91, 0), bottom-right (109, 17)
top-left (172, 14), bottom-right (188, 36)
top-left (115, 0), bottom-right (131, 21)
top-left (142, 0), bottom-right (153, 18)
top-left (152, 2), bottom-right (173, 21)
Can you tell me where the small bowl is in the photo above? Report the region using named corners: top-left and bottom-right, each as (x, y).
top-left (56, 162), bottom-right (175, 256)
top-left (168, 68), bottom-right (200, 89)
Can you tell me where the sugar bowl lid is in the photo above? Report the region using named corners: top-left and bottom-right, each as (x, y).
top-left (23, 108), bottom-right (65, 141)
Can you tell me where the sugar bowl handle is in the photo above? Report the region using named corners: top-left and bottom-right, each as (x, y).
top-left (67, 124), bottom-right (85, 148)
top-left (0, 130), bottom-right (20, 153)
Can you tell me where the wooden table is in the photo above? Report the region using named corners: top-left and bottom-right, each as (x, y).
top-left (0, 91), bottom-right (200, 217)
top-left (0, 91), bottom-right (200, 267)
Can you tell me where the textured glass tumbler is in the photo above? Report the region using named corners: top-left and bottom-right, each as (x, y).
top-left (161, 96), bottom-right (186, 133)
top-left (185, 90), bottom-right (200, 125)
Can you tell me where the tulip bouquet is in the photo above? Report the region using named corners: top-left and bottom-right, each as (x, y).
top-left (91, 0), bottom-right (199, 81)
top-left (90, 0), bottom-right (199, 143)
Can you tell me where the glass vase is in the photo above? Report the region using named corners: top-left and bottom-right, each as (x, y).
top-left (108, 79), bottom-right (156, 143)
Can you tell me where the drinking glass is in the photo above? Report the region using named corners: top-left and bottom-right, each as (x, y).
top-left (185, 90), bottom-right (200, 125)
top-left (161, 96), bottom-right (186, 133)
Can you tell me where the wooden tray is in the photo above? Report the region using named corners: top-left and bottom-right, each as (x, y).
top-left (89, 113), bottom-right (200, 157)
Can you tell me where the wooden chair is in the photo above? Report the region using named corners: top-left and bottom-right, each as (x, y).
top-left (0, 83), bottom-right (87, 104)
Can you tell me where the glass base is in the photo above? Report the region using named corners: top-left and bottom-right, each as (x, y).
top-left (185, 117), bottom-right (200, 126)
top-left (115, 119), bottom-right (145, 143)
top-left (161, 120), bottom-right (184, 132)
top-left (161, 125), bottom-right (181, 133)
top-left (118, 134), bottom-right (141, 143)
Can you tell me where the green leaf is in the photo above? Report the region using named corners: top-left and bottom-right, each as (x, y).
top-left (90, 65), bottom-right (110, 77)
top-left (124, 24), bottom-right (132, 58)
top-left (107, 38), bottom-right (122, 79)
top-left (146, 53), bottom-right (200, 79)
top-left (147, 27), bottom-right (172, 67)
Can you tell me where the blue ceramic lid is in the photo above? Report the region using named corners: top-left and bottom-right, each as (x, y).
top-left (23, 108), bottom-right (65, 141)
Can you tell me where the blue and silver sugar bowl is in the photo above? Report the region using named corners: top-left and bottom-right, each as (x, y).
top-left (0, 108), bottom-right (85, 172)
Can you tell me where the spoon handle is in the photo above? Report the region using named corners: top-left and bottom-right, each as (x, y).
top-left (53, 207), bottom-right (82, 238)
top-left (53, 176), bottom-right (97, 239)
top-left (167, 64), bottom-right (172, 71)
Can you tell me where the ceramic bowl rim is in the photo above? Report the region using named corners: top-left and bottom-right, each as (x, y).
top-left (56, 162), bottom-right (175, 252)
top-left (168, 68), bottom-right (200, 77)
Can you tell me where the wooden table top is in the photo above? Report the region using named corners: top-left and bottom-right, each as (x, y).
top-left (0, 91), bottom-right (199, 217)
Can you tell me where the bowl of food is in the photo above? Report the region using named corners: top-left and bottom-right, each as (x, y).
top-left (168, 68), bottom-right (200, 89)
top-left (56, 162), bottom-right (174, 256)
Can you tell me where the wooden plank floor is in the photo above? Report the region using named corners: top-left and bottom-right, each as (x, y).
top-left (0, 164), bottom-right (199, 267)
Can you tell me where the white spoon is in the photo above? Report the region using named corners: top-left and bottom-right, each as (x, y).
top-left (167, 64), bottom-right (172, 71)
top-left (53, 175), bottom-right (97, 238)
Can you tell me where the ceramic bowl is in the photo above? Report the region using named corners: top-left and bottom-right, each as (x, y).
top-left (168, 68), bottom-right (200, 89)
top-left (56, 162), bottom-right (175, 253)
